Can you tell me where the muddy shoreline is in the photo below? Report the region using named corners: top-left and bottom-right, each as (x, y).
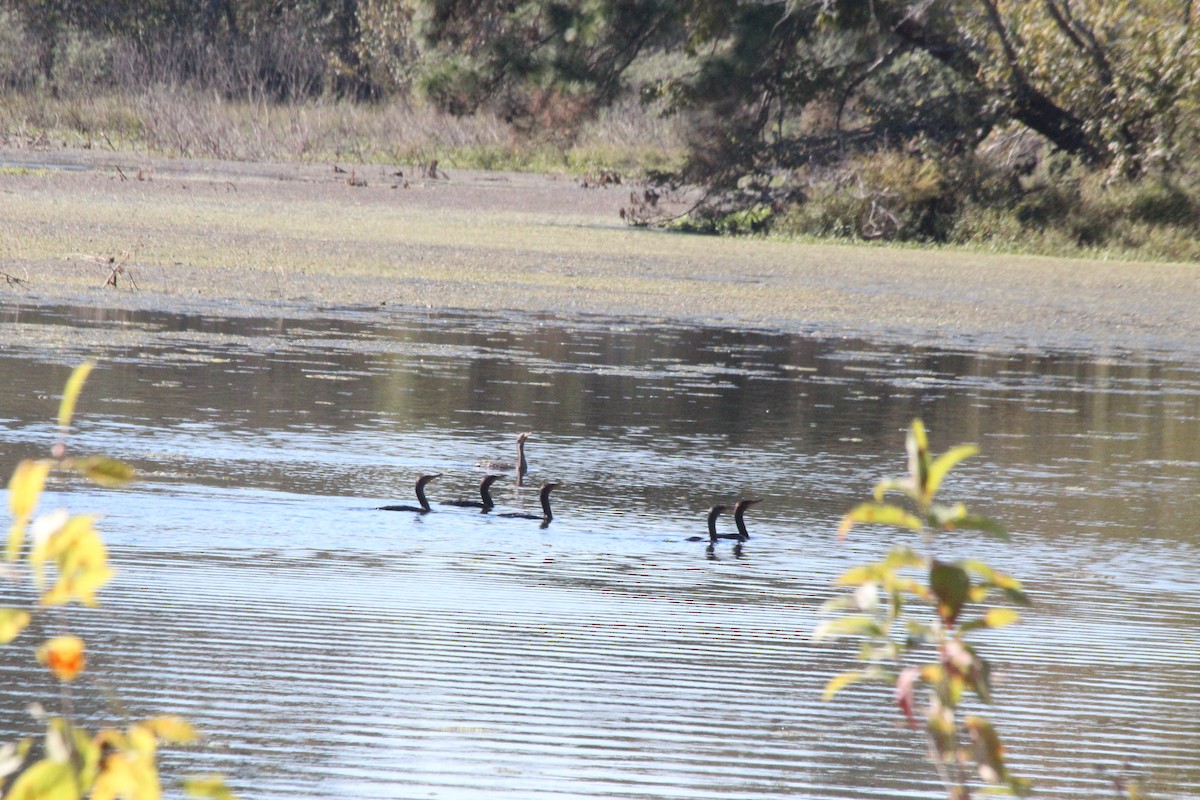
top-left (1, 147), bottom-right (1196, 356)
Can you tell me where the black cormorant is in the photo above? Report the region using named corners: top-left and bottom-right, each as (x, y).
top-left (732, 498), bottom-right (760, 541)
top-left (442, 474), bottom-right (501, 511)
top-left (378, 474), bottom-right (441, 513)
top-left (496, 481), bottom-right (557, 524)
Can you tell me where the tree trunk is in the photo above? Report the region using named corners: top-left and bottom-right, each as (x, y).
top-left (890, 11), bottom-right (1108, 166)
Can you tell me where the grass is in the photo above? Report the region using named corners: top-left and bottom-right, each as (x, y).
top-left (0, 88), bottom-right (687, 177)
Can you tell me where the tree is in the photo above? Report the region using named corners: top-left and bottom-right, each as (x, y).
top-left (409, 0), bottom-right (1200, 217)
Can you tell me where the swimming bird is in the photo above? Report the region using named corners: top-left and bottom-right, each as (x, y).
top-left (496, 481), bottom-right (558, 524)
top-left (686, 504), bottom-right (737, 543)
top-left (732, 498), bottom-right (760, 541)
top-left (477, 432), bottom-right (531, 485)
top-left (378, 474), bottom-right (441, 513)
top-left (441, 474), bottom-right (501, 511)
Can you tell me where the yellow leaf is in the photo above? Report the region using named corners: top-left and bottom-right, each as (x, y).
top-left (920, 663), bottom-right (945, 684)
top-left (184, 775), bottom-right (240, 800)
top-left (834, 565), bottom-right (880, 586)
top-left (93, 755), bottom-right (139, 800)
top-left (925, 444), bottom-right (979, 502)
top-left (93, 728), bottom-right (128, 752)
top-left (128, 724), bottom-right (159, 758)
top-left (4, 758), bottom-right (77, 800)
top-left (142, 715), bottom-right (199, 744)
top-left (8, 460), bottom-right (50, 520)
top-left (984, 608), bottom-right (1021, 628)
top-left (39, 515), bottom-right (112, 607)
top-left (7, 460), bottom-right (51, 561)
top-left (822, 670), bottom-right (867, 701)
top-left (57, 362), bottom-right (95, 434)
top-left (840, 503), bottom-right (923, 540)
top-left (0, 608), bottom-right (31, 644)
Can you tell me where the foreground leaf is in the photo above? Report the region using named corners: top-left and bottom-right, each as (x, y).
top-left (895, 666), bottom-right (921, 729)
top-left (4, 758), bottom-right (77, 800)
top-left (7, 459), bottom-right (52, 561)
top-left (0, 739), bottom-right (31, 781)
top-left (813, 616), bottom-right (885, 641)
top-left (839, 503), bottom-right (923, 539)
top-left (185, 775), bottom-right (241, 800)
top-left (57, 361), bottom-right (95, 434)
top-left (930, 561), bottom-right (971, 625)
top-left (74, 456), bottom-right (136, 489)
top-left (142, 716), bottom-right (199, 744)
top-left (0, 608), bottom-right (31, 644)
top-left (924, 444), bottom-right (979, 502)
top-left (822, 666), bottom-right (891, 701)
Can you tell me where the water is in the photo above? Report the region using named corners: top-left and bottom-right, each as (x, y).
top-left (0, 300), bottom-right (1198, 799)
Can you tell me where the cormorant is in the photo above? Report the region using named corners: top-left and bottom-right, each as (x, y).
top-left (442, 474), bottom-right (501, 511)
top-left (686, 504), bottom-right (739, 543)
top-left (496, 481), bottom-right (558, 524)
top-left (732, 498), bottom-right (760, 541)
top-left (477, 432), bottom-right (531, 485)
top-left (378, 474), bottom-right (441, 513)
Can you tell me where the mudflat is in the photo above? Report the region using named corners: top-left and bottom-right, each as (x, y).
top-left (1, 147), bottom-right (1196, 355)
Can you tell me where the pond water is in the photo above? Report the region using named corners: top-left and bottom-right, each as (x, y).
top-left (0, 300), bottom-right (1198, 799)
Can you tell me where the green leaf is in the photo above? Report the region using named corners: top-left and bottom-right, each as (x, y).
top-left (950, 514), bottom-right (1009, 540)
top-left (74, 456), bottom-right (136, 488)
top-left (905, 620), bottom-right (938, 645)
top-left (930, 560), bottom-right (971, 625)
top-left (57, 362), bottom-right (95, 434)
top-left (925, 444), bottom-right (979, 501)
top-left (813, 616), bottom-right (885, 641)
top-left (963, 561), bottom-right (1031, 605)
top-left (881, 545), bottom-right (927, 570)
top-left (965, 715), bottom-right (1029, 793)
top-left (906, 419), bottom-right (930, 497)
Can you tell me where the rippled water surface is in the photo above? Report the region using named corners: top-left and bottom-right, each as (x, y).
top-left (1, 300), bottom-right (1198, 799)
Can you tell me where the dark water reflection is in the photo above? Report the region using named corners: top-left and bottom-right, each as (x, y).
top-left (0, 301), bottom-right (1198, 799)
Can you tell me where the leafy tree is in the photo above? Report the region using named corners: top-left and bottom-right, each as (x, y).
top-left (408, 0), bottom-right (1200, 218)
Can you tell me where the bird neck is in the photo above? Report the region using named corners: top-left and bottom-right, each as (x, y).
top-left (706, 507), bottom-right (723, 541)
